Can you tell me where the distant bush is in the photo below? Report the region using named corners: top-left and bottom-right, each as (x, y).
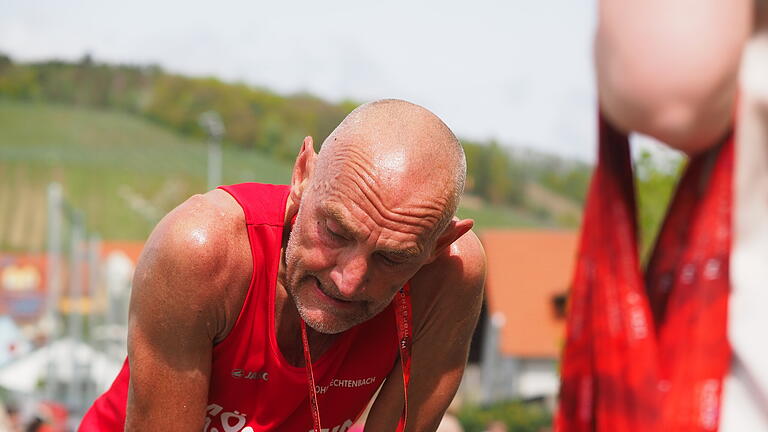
top-left (458, 400), bottom-right (552, 432)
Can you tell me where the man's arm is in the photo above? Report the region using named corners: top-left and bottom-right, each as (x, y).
top-left (596, 0), bottom-right (753, 153)
top-left (364, 231), bottom-right (486, 432)
top-left (125, 192), bottom-right (250, 430)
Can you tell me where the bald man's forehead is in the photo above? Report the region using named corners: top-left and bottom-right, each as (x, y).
top-left (317, 136), bottom-right (448, 203)
top-left (313, 175), bottom-right (449, 248)
top-left (321, 129), bottom-right (458, 180)
top-left (311, 99), bottom-right (465, 229)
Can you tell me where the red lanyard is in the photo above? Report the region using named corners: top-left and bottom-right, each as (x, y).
top-left (300, 319), bottom-right (323, 430)
top-left (556, 116), bottom-right (733, 432)
top-left (301, 284), bottom-right (413, 432)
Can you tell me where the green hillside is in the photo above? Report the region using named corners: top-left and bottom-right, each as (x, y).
top-left (0, 101), bottom-right (542, 250)
top-left (0, 101), bottom-right (293, 249)
top-left (0, 55), bottom-right (592, 219)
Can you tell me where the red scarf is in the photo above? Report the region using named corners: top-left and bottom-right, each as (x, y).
top-left (556, 116), bottom-right (733, 431)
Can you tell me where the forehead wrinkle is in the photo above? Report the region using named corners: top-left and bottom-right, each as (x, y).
top-left (328, 180), bottom-right (426, 238)
top-left (322, 196), bottom-right (423, 259)
top-left (391, 193), bottom-right (449, 221)
top-left (324, 146), bottom-right (444, 232)
top-left (340, 167), bottom-right (443, 235)
top-left (325, 144), bottom-right (377, 184)
top-left (317, 131), bottom-right (455, 240)
top-left (329, 200), bottom-right (425, 259)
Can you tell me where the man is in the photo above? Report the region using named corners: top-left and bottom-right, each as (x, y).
top-left (80, 99), bottom-right (486, 431)
top-left (558, 1), bottom-right (768, 431)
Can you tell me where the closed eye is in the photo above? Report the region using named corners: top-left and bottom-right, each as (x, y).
top-left (377, 252), bottom-right (404, 266)
top-left (325, 219), bottom-right (348, 241)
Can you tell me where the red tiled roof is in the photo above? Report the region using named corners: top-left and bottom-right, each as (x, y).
top-left (481, 230), bottom-right (579, 359)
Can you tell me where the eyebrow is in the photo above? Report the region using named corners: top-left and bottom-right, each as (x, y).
top-left (379, 247), bottom-right (422, 261)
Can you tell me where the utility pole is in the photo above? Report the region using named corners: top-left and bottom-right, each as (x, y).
top-left (44, 183), bottom-right (63, 401)
top-left (481, 312), bottom-right (506, 405)
top-left (67, 212), bottom-right (84, 412)
top-left (199, 111), bottom-right (225, 190)
top-left (85, 234), bottom-right (101, 404)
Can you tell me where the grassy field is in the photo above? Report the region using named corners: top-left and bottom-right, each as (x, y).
top-left (456, 204), bottom-right (545, 229)
top-left (0, 101), bottom-right (545, 250)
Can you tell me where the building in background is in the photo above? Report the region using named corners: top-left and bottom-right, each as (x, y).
top-left (462, 230), bottom-right (577, 408)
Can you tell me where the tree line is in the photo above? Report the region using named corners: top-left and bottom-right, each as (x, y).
top-left (0, 53), bottom-right (591, 211)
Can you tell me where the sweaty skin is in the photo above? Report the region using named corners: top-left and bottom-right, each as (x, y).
top-left (125, 99), bottom-right (486, 432)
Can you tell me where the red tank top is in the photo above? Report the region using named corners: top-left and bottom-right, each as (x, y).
top-left (80, 183), bottom-right (402, 431)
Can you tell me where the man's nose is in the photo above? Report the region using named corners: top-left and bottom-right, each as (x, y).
top-left (329, 251), bottom-right (369, 297)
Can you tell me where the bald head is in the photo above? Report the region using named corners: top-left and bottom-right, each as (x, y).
top-left (284, 99), bottom-right (473, 333)
top-left (311, 99), bottom-right (466, 235)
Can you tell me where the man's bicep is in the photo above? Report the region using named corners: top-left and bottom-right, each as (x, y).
top-left (124, 223), bottom-right (221, 430)
top-left (126, 316), bottom-right (213, 430)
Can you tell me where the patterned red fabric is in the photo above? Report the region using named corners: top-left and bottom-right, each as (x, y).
top-left (556, 117), bottom-right (733, 431)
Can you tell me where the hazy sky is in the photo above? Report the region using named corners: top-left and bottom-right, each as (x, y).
top-left (0, 0), bottom-right (600, 160)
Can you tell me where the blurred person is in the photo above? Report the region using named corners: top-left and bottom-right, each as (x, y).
top-left (558, 1), bottom-right (768, 431)
top-left (34, 402), bottom-right (68, 432)
top-left (80, 99), bottom-right (486, 431)
top-left (0, 400), bottom-right (19, 432)
top-left (24, 417), bottom-right (44, 432)
top-left (483, 420), bottom-right (507, 432)
top-left (436, 414), bottom-right (463, 432)
top-left (436, 394), bottom-right (464, 432)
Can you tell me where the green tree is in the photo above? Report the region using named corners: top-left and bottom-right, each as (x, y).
top-left (634, 149), bottom-right (684, 261)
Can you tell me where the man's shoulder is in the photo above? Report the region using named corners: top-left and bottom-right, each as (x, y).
top-left (408, 230), bottom-right (486, 326)
top-left (138, 190), bottom-right (251, 298)
top-left (217, 182), bottom-right (291, 226)
top-left (406, 230), bottom-right (485, 345)
top-left (413, 230), bottom-right (486, 294)
top-left (131, 190), bottom-right (253, 341)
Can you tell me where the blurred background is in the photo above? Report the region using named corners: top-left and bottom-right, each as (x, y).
top-left (0, 1), bottom-right (682, 431)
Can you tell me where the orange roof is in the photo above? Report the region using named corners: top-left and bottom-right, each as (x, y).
top-left (481, 230), bottom-right (579, 359)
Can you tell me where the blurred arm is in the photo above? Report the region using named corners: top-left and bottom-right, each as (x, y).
top-left (596, 0), bottom-right (753, 153)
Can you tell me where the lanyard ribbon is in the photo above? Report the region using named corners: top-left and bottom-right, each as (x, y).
top-left (556, 115), bottom-right (733, 432)
top-left (302, 284), bottom-right (413, 432)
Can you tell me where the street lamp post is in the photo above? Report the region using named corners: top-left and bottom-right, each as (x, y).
top-left (198, 111), bottom-right (225, 190)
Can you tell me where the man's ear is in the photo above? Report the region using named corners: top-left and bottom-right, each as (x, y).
top-left (287, 136), bottom-right (317, 217)
top-left (427, 217), bottom-right (474, 263)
